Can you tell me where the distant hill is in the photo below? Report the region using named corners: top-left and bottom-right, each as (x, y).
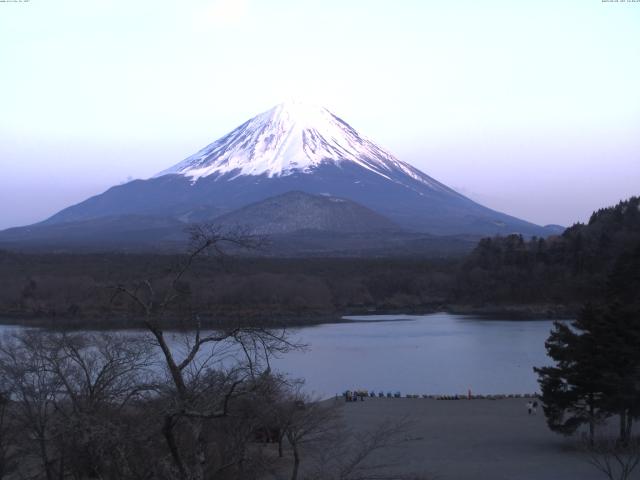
top-left (211, 191), bottom-right (399, 235)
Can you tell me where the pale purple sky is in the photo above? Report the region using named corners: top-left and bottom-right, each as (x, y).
top-left (1, 0), bottom-right (639, 229)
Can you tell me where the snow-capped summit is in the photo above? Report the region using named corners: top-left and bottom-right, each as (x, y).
top-left (30, 102), bottom-right (552, 239)
top-left (156, 102), bottom-right (449, 192)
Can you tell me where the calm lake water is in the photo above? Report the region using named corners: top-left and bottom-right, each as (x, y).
top-left (271, 313), bottom-right (557, 398)
top-left (0, 313), bottom-right (559, 398)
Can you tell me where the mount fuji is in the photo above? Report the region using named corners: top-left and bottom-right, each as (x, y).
top-left (1, 102), bottom-right (557, 252)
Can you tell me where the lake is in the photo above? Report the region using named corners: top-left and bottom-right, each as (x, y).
top-left (270, 313), bottom-right (558, 398)
top-left (0, 313), bottom-right (559, 398)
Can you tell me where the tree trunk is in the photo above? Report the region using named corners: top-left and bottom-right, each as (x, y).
top-left (290, 443), bottom-right (300, 480)
top-left (588, 399), bottom-right (595, 446)
top-left (57, 449), bottom-right (64, 480)
top-left (278, 434), bottom-right (284, 458)
top-left (192, 421), bottom-right (206, 480)
top-left (148, 326), bottom-right (187, 396)
top-left (39, 435), bottom-right (54, 480)
top-left (163, 415), bottom-right (188, 479)
top-left (619, 410), bottom-right (629, 444)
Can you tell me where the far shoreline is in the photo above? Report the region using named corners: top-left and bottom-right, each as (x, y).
top-left (0, 303), bottom-right (575, 331)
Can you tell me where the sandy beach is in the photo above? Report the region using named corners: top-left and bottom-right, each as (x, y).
top-left (339, 397), bottom-right (617, 480)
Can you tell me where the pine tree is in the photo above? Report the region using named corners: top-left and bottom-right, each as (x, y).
top-left (535, 245), bottom-right (640, 444)
top-left (534, 304), bottom-right (608, 444)
top-left (599, 246), bottom-right (640, 443)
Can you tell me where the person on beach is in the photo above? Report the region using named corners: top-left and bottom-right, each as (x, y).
top-left (526, 400), bottom-right (533, 415)
top-left (532, 400), bottom-right (538, 415)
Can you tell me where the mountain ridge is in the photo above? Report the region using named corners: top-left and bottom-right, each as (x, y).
top-left (155, 101), bottom-right (460, 197)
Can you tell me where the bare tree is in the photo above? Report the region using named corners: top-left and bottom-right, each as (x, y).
top-left (0, 390), bottom-right (17, 479)
top-left (45, 332), bottom-right (157, 479)
top-left (44, 332), bottom-right (155, 413)
top-left (0, 330), bottom-right (160, 480)
top-left (0, 331), bottom-right (63, 480)
top-left (255, 374), bottom-right (304, 459)
top-left (280, 391), bottom-right (340, 480)
top-left (109, 225), bottom-right (300, 479)
top-left (584, 437), bottom-right (640, 480)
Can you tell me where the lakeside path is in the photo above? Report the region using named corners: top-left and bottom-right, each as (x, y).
top-left (339, 397), bottom-right (604, 480)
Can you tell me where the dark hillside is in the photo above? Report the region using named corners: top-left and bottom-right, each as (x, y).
top-left (455, 196), bottom-right (640, 306)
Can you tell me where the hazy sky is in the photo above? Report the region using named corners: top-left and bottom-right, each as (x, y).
top-left (1, 0), bottom-right (639, 229)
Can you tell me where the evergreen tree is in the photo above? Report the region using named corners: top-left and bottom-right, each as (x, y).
top-left (599, 246), bottom-right (640, 443)
top-left (534, 304), bottom-right (608, 444)
top-left (535, 245), bottom-right (640, 444)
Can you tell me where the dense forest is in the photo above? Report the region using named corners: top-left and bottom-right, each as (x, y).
top-left (456, 196), bottom-right (640, 307)
top-left (0, 253), bottom-right (457, 327)
top-left (0, 197), bottom-right (638, 326)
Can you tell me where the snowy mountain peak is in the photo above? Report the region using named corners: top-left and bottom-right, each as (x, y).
top-left (30, 102), bottom-right (549, 238)
top-left (268, 100), bottom-right (333, 128)
top-left (155, 102), bottom-right (450, 190)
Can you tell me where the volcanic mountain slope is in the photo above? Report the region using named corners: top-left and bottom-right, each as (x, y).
top-left (0, 192), bottom-right (477, 256)
top-left (0, 192), bottom-right (396, 251)
top-left (0, 215), bottom-right (186, 251)
top-left (212, 191), bottom-right (399, 235)
top-left (16, 101), bottom-right (552, 237)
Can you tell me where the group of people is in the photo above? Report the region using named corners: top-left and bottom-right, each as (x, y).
top-left (343, 390), bottom-right (367, 402)
top-left (526, 400), bottom-right (539, 415)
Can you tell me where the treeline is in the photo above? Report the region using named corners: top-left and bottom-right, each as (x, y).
top-left (0, 197), bottom-right (638, 325)
top-left (0, 254), bottom-right (457, 326)
top-left (456, 196), bottom-right (640, 307)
